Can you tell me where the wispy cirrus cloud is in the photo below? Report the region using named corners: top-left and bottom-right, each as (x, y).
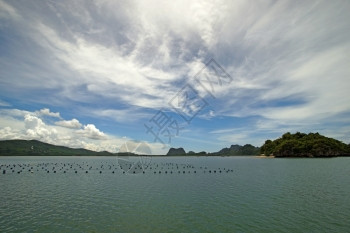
top-left (0, 0), bottom-right (20, 19)
top-left (0, 100), bottom-right (10, 107)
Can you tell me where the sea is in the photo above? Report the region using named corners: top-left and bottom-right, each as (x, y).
top-left (0, 156), bottom-right (349, 233)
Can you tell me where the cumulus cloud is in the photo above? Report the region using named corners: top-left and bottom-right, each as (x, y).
top-left (55, 118), bottom-right (82, 129)
top-left (24, 114), bottom-right (58, 142)
top-left (0, 108), bottom-right (167, 153)
top-left (1, 109), bottom-right (105, 148)
top-left (76, 124), bottom-right (106, 140)
top-left (0, 126), bottom-right (20, 140)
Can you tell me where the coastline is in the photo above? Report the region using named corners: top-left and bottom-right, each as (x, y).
top-left (255, 155), bottom-right (275, 158)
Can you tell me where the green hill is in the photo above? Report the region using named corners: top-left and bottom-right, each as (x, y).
top-left (261, 132), bottom-right (350, 157)
top-left (0, 139), bottom-right (113, 156)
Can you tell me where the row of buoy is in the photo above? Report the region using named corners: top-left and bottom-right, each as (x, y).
top-left (2, 169), bottom-right (233, 174)
top-left (1, 161), bottom-right (234, 175)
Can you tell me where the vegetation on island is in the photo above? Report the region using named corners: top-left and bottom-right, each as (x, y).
top-left (261, 132), bottom-right (350, 157)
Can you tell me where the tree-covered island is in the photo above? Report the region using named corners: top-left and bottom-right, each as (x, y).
top-left (261, 132), bottom-right (350, 157)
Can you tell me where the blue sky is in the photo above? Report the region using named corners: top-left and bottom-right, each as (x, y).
top-left (0, 0), bottom-right (349, 154)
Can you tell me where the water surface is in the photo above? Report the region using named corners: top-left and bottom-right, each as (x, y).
top-left (1, 156), bottom-right (349, 232)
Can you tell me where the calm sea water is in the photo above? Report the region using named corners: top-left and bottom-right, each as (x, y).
top-left (0, 156), bottom-right (349, 233)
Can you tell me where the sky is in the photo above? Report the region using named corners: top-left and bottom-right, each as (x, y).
top-left (0, 0), bottom-right (349, 154)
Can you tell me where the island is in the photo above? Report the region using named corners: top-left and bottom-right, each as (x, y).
top-left (261, 132), bottom-right (350, 157)
top-left (166, 147), bottom-right (186, 156)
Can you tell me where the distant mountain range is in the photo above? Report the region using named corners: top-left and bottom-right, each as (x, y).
top-left (166, 144), bottom-right (260, 156)
top-left (1, 132), bottom-right (349, 157)
top-left (214, 144), bottom-right (260, 156)
top-left (0, 140), bottom-right (259, 156)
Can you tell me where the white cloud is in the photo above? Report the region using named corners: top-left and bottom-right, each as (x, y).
top-left (76, 124), bottom-right (106, 140)
top-left (0, 108), bottom-right (31, 118)
top-left (55, 118), bottom-right (82, 129)
top-left (0, 126), bottom-right (20, 140)
top-left (24, 114), bottom-right (45, 130)
top-left (36, 108), bottom-right (61, 118)
top-left (29, 22), bottom-right (182, 110)
top-left (24, 114), bottom-right (58, 142)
